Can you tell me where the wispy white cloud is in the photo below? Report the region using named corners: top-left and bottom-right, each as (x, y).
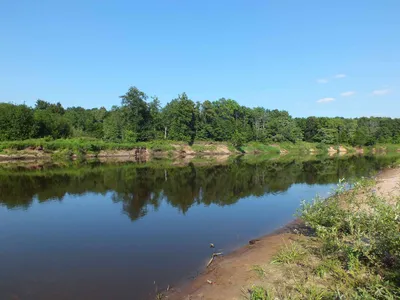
top-left (317, 78), bottom-right (328, 84)
top-left (340, 91), bottom-right (355, 97)
top-left (334, 74), bottom-right (346, 79)
top-left (317, 97), bottom-right (335, 103)
top-left (372, 89), bottom-right (390, 96)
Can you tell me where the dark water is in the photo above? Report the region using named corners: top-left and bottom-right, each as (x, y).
top-left (0, 155), bottom-right (399, 300)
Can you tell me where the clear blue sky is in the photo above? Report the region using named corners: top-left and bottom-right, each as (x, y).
top-left (1, 0), bottom-right (399, 118)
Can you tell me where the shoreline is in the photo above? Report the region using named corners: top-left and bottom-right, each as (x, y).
top-left (164, 218), bottom-right (308, 300)
top-left (1, 140), bottom-right (398, 164)
top-left (165, 167), bottom-right (400, 300)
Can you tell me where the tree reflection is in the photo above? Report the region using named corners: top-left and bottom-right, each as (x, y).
top-left (0, 155), bottom-right (398, 221)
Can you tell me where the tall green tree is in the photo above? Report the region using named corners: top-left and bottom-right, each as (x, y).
top-left (148, 96), bottom-right (163, 139)
top-left (162, 93), bottom-right (196, 143)
top-left (33, 100), bottom-right (71, 139)
top-left (120, 86), bottom-right (151, 141)
top-left (0, 103), bottom-right (35, 141)
top-left (103, 107), bottom-right (123, 142)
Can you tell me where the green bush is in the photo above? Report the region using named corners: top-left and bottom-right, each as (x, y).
top-left (242, 142), bottom-right (280, 154)
top-left (298, 180), bottom-right (400, 298)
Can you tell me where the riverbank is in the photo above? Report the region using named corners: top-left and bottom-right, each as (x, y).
top-left (166, 167), bottom-right (400, 300)
top-left (0, 138), bottom-right (398, 162)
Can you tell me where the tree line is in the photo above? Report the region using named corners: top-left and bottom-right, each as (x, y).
top-left (1, 86), bottom-right (400, 146)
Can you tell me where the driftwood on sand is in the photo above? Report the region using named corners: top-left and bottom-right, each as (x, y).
top-left (207, 252), bottom-right (223, 268)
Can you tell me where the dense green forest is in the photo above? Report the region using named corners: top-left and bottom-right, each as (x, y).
top-left (1, 86), bottom-right (400, 146)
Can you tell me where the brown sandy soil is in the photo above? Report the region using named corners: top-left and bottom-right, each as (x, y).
top-left (0, 148), bottom-right (50, 160)
top-left (0, 144), bottom-right (233, 163)
top-left (327, 145), bottom-right (348, 157)
top-left (376, 167), bottom-right (400, 201)
top-left (279, 149), bottom-right (289, 155)
top-left (327, 146), bottom-right (337, 156)
top-left (97, 148), bottom-right (150, 158)
top-left (167, 233), bottom-right (297, 300)
top-left (166, 168), bottom-right (400, 300)
top-left (172, 144), bottom-right (196, 156)
top-left (338, 146), bottom-right (347, 153)
top-left (355, 147), bottom-right (364, 154)
top-left (172, 143), bottom-right (233, 156)
top-left (203, 144), bottom-right (231, 155)
top-left (0, 158), bottom-right (46, 165)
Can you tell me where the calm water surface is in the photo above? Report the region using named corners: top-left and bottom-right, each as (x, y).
top-left (0, 155), bottom-right (398, 299)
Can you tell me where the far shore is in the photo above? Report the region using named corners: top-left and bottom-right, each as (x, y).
top-left (0, 139), bottom-right (398, 164)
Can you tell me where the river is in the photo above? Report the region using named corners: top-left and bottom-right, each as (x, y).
top-left (0, 154), bottom-right (399, 299)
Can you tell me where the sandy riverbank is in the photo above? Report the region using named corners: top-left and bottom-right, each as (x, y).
top-left (166, 167), bottom-right (400, 300)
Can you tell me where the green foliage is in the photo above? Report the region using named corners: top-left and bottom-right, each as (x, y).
top-left (33, 109), bottom-right (71, 139)
top-left (163, 93), bottom-right (196, 144)
top-left (1, 86), bottom-right (400, 146)
top-left (120, 86), bottom-right (152, 141)
top-left (241, 142), bottom-right (280, 154)
top-left (103, 107), bottom-right (123, 142)
top-left (231, 130), bottom-right (246, 148)
top-left (271, 242), bottom-right (306, 265)
top-left (147, 141), bottom-right (175, 152)
top-left (298, 180), bottom-right (400, 298)
top-left (243, 176), bottom-right (400, 300)
top-left (65, 106), bottom-right (105, 138)
top-left (251, 265), bottom-right (266, 278)
top-left (0, 138), bottom-right (142, 153)
top-left (279, 141), bottom-right (316, 153)
top-left (0, 103), bottom-right (35, 141)
top-left (248, 286), bottom-right (275, 300)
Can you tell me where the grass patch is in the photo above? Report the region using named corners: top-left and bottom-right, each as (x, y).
top-left (271, 241), bottom-right (306, 265)
top-left (377, 143), bottom-right (400, 153)
top-left (191, 144), bottom-right (217, 152)
top-left (0, 138), bottom-right (180, 155)
top-left (242, 142), bottom-right (280, 154)
top-left (148, 141), bottom-right (175, 152)
top-left (252, 265), bottom-right (266, 278)
top-left (247, 286), bottom-right (275, 300)
top-left (279, 141), bottom-right (317, 153)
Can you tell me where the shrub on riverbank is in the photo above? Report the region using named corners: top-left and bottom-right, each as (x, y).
top-left (247, 178), bottom-right (400, 299)
top-left (240, 142), bottom-right (281, 154)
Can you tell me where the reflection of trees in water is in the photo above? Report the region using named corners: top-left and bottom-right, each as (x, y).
top-left (0, 156), bottom-right (397, 220)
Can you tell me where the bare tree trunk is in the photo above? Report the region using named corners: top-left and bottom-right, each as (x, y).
top-left (164, 126), bottom-right (167, 139)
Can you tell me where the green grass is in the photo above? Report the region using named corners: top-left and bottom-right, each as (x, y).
top-left (252, 265), bottom-right (266, 278)
top-left (279, 141), bottom-right (317, 153)
top-left (377, 143), bottom-right (400, 153)
top-left (247, 286), bottom-right (275, 300)
top-left (298, 179), bottom-right (400, 298)
top-left (0, 138), bottom-right (180, 154)
top-left (241, 142), bottom-right (280, 154)
top-left (0, 138), bottom-right (235, 156)
top-left (241, 141), bottom-right (326, 155)
top-left (271, 241), bottom-right (306, 265)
